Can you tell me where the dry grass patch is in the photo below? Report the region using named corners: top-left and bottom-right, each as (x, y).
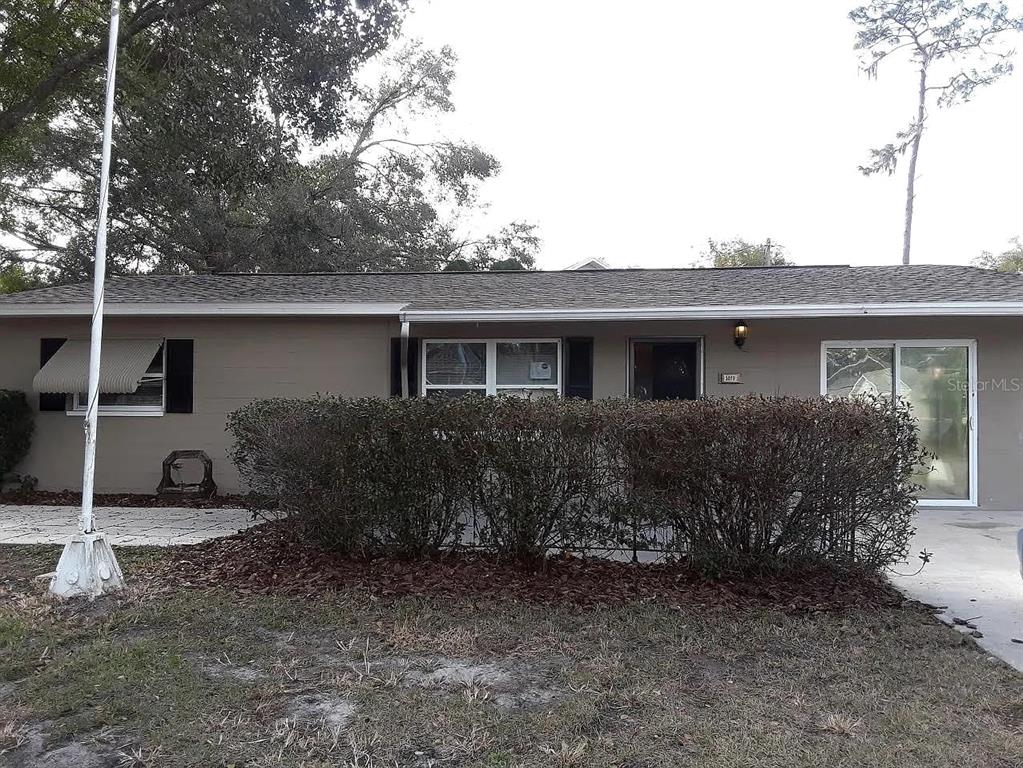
top-left (0, 709), bottom-right (32, 756)
top-left (0, 544), bottom-right (1020, 768)
top-left (818, 712), bottom-right (864, 737)
top-left (386, 618), bottom-right (481, 657)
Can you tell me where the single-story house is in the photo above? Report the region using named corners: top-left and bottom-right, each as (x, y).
top-left (1, 264), bottom-right (1021, 511)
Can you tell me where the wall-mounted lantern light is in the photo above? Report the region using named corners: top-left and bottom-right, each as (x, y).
top-left (733, 320), bottom-right (749, 348)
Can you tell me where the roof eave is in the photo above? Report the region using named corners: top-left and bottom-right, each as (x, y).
top-left (3, 300), bottom-right (1022, 320)
top-left (401, 302), bottom-right (1023, 322)
top-left (0, 301), bottom-right (409, 317)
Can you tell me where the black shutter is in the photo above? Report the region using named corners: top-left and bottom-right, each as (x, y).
top-left (39, 338), bottom-right (67, 411)
top-left (564, 337), bottom-right (594, 400)
top-left (389, 337), bottom-right (420, 397)
top-left (165, 339), bottom-right (194, 413)
top-left (408, 337), bottom-right (420, 397)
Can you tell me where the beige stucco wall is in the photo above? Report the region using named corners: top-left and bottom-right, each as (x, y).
top-left (417, 316), bottom-right (1023, 511)
top-left (0, 316), bottom-right (399, 494)
top-left (1, 314), bottom-right (1020, 510)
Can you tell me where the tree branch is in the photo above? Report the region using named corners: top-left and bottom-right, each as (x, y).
top-left (0, 0), bottom-right (216, 142)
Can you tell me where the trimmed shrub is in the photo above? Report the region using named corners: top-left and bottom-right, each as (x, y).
top-left (0, 390), bottom-right (34, 480)
top-left (470, 397), bottom-right (612, 559)
top-left (601, 396), bottom-right (925, 571)
top-left (228, 394), bottom-right (924, 571)
top-left (229, 397), bottom-right (481, 556)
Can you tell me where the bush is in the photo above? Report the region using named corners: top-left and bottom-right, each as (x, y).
top-left (228, 394), bottom-right (924, 571)
top-left (470, 397), bottom-right (612, 559)
top-left (601, 396), bottom-right (925, 571)
top-left (229, 397), bottom-right (481, 556)
top-left (0, 390), bottom-right (34, 481)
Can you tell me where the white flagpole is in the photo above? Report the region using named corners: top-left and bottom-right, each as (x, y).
top-left (50, 0), bottom-right (125, 599)
top-left (80, 0), bottom-right (121, 535)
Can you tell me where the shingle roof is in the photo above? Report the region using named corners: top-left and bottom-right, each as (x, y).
top-left (2, 264), bottom-right (1022, 314)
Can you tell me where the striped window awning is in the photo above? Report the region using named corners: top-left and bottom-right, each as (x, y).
top-left (33, 339), bottom-right (162, 394)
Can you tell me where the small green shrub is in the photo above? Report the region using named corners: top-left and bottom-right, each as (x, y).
top-left (228, 394), bottom-right (924, 571)
top-left (0, 390), bottom-right (34, 480)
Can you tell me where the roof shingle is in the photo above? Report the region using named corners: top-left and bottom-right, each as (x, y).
top-left (2, 264), bottom-right (1021, 312)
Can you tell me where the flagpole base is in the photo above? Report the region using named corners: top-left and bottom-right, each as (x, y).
top-left (48, 532), bottom-right (125, 599)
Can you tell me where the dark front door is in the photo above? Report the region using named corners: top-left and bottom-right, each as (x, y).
top-left (632, 341), bottom-right (699, 400)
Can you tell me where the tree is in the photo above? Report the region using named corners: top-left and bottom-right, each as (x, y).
top-left (850, 1), bottom-right (1023, 265)
top-left (974, 236), bottom-right (1023, 272)
top-left (0, 263), bottom-right (42, 294)
top-left (442, 223), bottom-right (540, 271)
top-left (0, 1), bottom-right (405, 147)
top-left (0, 3), bottom-right (536, 279)
top-left (696, 238), bottom-right (791, 268)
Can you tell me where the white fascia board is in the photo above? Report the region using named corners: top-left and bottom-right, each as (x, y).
top-left (0, 301), bottom-right (409, 317)
top-left (402, 302), bottom-right (1023, 322)
top-left (5, 300), bottom-right (1023, 321)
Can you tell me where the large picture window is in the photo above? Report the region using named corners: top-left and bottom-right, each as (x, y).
top-left (423, 339), bottom-right (561, 398)
top-left (822, 340), bottom-right (977, 505)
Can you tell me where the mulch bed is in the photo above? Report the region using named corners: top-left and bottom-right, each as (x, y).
top-left (0, 490), bottom-right (248, 508)
top-left (149, 521), bottom-right (904, 612)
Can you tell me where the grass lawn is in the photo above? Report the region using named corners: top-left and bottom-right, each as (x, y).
top-left (1, 542), bottom-right (1021, 768)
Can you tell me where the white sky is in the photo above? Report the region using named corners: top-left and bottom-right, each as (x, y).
top-left (401, 0), bottom-right (1023, 269)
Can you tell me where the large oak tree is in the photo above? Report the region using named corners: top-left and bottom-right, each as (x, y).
top-left (0, 1), bottom-right (536, 280)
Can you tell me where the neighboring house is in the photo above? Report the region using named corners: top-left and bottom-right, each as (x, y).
top-left (834, 369), bottom-right (914, 399)
top-left (851, 370), bottom-right (909, 398)
top-left (565, 258), bottom-right (609, 270)
top-left (0, 264), bottom-right (1021, 511)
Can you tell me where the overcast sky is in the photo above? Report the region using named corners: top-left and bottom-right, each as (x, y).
top-left (400, 0), bottom-right (1023, 270)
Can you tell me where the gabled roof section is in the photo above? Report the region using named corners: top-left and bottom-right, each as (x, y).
top-left (565, 257), bottom-right (609, 270)
top-left (2, 265), bottom-right (1022, 319)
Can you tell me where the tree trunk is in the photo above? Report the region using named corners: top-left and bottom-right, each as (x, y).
top-left (902, 64), bottom-right (928, 265)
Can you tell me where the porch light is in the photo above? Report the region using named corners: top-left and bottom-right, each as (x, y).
top-left (733, 320), bottom-right (749, 348)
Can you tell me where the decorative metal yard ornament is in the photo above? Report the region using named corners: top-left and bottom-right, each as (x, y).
top-left (50, 0), bottom-right (126, 599)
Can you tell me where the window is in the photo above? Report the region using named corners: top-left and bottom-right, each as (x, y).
top-left (70, 344), bottom-right (166, 416)
top-left (822, 340), bottom-right (976, 505)
top-left (423, 340), bottom-right (561, 398)
top-left (423, 342), bottom-right (487, 397)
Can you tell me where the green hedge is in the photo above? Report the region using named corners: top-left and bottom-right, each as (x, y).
top-left (228, 395), bottom-right (925, 571)
top-left (0, 390), bottom-right (34, 480)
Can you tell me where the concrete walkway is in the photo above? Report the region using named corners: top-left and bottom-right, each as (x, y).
top-left (0, 504), bottom-right (254, 546)
top-left (891, 508), bottom-right (1023, 672)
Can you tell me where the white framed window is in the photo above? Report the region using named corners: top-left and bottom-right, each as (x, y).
top-left (821, 339), bottom-right (978, 507)
top-left (69, 343), bottom-right (166, 417)
top-left (422, 339), bottom-right (562, 398)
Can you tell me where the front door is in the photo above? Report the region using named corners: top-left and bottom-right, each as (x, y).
top-left (632, 340), bottom-right (699, 400)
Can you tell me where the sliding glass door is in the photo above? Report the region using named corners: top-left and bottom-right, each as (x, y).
top-left (898, 345), bottom-right (971, 501)
top-left (823, 340), bottom-right (976, 505)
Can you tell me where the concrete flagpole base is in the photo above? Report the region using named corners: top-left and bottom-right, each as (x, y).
top-left (49, 532), bottom-right (125, 599)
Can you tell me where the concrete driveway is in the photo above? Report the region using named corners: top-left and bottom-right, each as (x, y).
top-left (890, 507), bottom-right (1023, 672)
top-left (0, 504), bottom-right (254, 546)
